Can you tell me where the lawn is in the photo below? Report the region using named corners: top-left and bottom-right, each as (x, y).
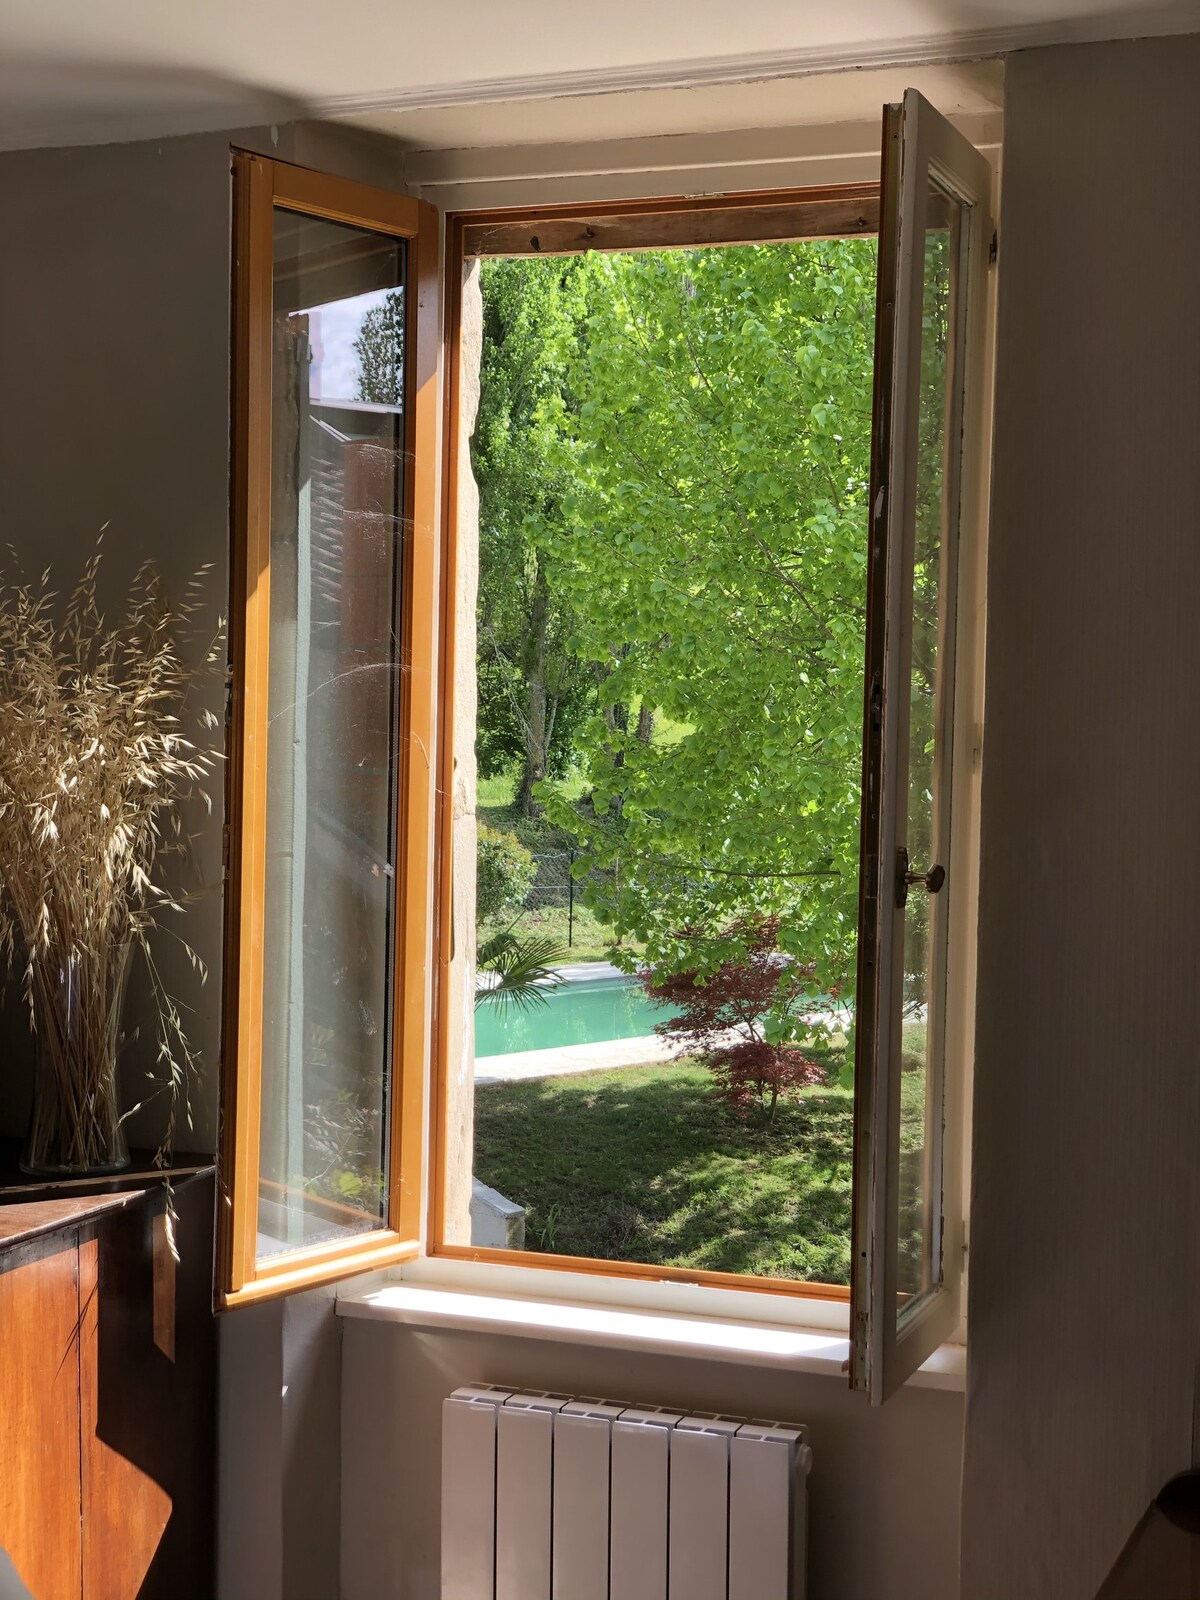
top-left (473, 1056), bottom-right (856, 1284)
top-left (479, 901), bottom-right (620, 965)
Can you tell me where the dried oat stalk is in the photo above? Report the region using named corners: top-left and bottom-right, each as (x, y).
top-left (0, 538), bottom-right (222, 1172)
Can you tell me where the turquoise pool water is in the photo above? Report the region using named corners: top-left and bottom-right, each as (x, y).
top-left (474, 975), bottom-right (681, 1057)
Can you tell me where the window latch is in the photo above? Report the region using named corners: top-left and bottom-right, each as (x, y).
top-left (896, 846), bottom-right (946, 907)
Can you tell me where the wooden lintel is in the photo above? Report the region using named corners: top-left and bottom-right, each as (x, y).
top-left (462, 193), bottom-right (881, 259)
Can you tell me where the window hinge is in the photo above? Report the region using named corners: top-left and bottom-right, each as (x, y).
top-left (988, 229), bottom-right (998, 267)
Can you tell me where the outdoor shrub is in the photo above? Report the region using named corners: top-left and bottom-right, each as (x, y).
top-left (476, 824), bottom-right (537, 923)
top-left (705, 1038), bottom-right (824, 1122)
top-left (641, 915), bottom-right (825, 1123)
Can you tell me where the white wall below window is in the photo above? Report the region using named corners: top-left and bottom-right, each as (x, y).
top-left (339, 1314), bottom-right (964, 1600)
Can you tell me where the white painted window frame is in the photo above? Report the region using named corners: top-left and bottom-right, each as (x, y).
top-left (849, 90), bottom-right (994, 1401)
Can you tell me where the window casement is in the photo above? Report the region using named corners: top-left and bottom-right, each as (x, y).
top-left (850, 91), bottom-right (991, 1400)
top-left (220, 92), bottom-right (993, 1402)
top-left (219, 152), bottom-right (439, 1305)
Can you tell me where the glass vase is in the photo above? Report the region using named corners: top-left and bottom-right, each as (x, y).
top-left (20, 941), bottom-right (133, 1178)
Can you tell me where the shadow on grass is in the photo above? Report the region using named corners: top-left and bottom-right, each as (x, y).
top-left (473, 1061), bottom-right (853, 1285)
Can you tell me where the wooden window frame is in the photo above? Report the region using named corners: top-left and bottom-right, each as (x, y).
top-left (218, 150), bottom-right (441, 1307)
top-left (218, 138), bottom-right (989, 1345)
top-left (428, 183), bottom-right (888, 1307)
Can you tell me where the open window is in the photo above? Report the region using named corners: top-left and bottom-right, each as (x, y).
top-left (221, 92), bottom-right (992, 1385)
top-left (218, 153), bottom-right (439, 1305)
top-left (849, 91), bottom-right (992, 1400)
top-left (433, 186), bottom-right (884, 1303)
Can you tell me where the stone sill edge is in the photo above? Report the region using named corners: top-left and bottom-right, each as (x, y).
top-left (335, 1281), bottom-right (966, 1393)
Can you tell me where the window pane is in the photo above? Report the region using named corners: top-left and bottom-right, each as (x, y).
top-left (257, 209), bottom-right (406, 1260)
top-left (896, 182), bottom-right (965, 1307)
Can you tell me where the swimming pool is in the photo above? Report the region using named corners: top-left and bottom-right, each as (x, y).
top-left (474, 973), bottom-right (681, 1057)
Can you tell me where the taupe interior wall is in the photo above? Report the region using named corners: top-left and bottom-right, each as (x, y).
top-left (0, 118), bottom-right (406, 1156)
top-left (0, 120), bottom-right (410, 1600)
top-left (0, 125), bottom-right (284, 1153)
top-left (962, 35), bottom-right (1200, 1600)
top-left (340, 1320), bottom-right (964, 1600)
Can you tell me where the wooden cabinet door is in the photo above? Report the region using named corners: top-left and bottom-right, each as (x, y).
top-left (0, 1174), bottom-right (216, 1600)
top-left (0, 1232), bottom-right (83, 1600)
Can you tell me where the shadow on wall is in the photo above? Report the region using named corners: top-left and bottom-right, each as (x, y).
top-left (0, 55), bottom-right (304, 150)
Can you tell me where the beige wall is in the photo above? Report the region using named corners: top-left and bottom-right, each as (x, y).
top-left (961, 34), bottom-right (1200, 1600)
top-left (0, 118), bottom-right (409, 1156)
top-left (0, 125), bottom-right (282, 1153)
top-left (0, 118), bottom-right (413, 1600)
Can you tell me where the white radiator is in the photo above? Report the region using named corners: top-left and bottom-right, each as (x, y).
top-left (440, 1385), bottom-right (812, 1600)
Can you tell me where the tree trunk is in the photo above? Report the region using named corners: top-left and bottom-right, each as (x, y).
top-left (516, 574), bottom-right (551, 817)
top-left (635, 703), bottom-right (654, 744)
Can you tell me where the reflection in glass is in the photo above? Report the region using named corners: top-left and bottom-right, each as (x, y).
top-left (896, 183), bottom-right (965, 1303)
top-left (257, 210), bottom-right (407, 1259)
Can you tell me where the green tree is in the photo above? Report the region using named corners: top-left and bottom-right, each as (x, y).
top-left (476, 824), bottom-right (536, 923)
top-left (540, 239), bottom-right (879, 993)
top-left (353, 288), bottom-right (405, 407)
top-left (473, 257), bottom-right (599, 814)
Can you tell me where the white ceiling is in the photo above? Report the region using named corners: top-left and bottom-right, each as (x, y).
top-left (1, 0), bottom-right (1198, 150)
top-left (374, 62), bottom-right (1005, 154)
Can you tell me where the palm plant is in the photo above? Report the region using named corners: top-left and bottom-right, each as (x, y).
top-left (475, 925), bottom-right (568, 1014)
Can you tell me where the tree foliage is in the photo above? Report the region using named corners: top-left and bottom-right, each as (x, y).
top-left (540, 240), bottom-right (878, 991)
top-left (472, 258), bottom-right (599, 811)
top-left (642, 916), bottom-right (825, 1122)
top-left (354, 288), bottom-right (405, 407)
top-left (476, 823), bottom-right (536, 923)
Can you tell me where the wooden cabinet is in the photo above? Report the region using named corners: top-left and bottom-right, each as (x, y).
top-left (0, 1171), bottom-right (216, 1600)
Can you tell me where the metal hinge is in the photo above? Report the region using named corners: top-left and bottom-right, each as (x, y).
top-left (851, 1309), bottom-right (870, 1390)
top-left (988, 229), bottom-right (998, 266)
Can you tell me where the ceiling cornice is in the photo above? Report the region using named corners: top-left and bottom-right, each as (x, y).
top-left (312, 7), bottom-right (1200, 119)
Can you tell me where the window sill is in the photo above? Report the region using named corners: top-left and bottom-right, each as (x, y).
top-left (335, 1277), bottom-right (966, 1392)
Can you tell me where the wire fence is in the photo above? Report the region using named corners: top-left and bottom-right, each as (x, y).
top-left (520, 849), bottom-right (596, 948)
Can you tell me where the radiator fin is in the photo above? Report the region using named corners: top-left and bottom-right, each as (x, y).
top-left (552, 1406), bottom-right (617, 1600)
top-left (495, 1395), bottom-right (568, 1600)
top-left (441, 1390), bottom-right (503, 1600)
top-left (668, 1418), bottom-right (742, 1600)
top-left (610, 1411), bottom-right (679, 1600)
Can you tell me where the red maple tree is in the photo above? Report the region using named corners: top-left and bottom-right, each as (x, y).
top-left (639, 916), bottom-right (825, 1123)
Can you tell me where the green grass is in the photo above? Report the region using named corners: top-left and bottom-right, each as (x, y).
top-left (649, 709), bottom-right (693, 747)
top-left (474, 1056), bottom-right (855, 1283)
top-left (477, 782), bottom-right (586, 853)
top-left (477, 771), bottom-right (520, 810)
top-left (478, 902), bottom-right (624, 965)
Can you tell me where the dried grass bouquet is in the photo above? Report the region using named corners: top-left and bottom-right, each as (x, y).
top-left (0, 541), bottom-right (222, 1175)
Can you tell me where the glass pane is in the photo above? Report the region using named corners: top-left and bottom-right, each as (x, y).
top-left (257, 208), bottom-right (407, 1260)
top-left (896, 182), bottom-right (965, 1306)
